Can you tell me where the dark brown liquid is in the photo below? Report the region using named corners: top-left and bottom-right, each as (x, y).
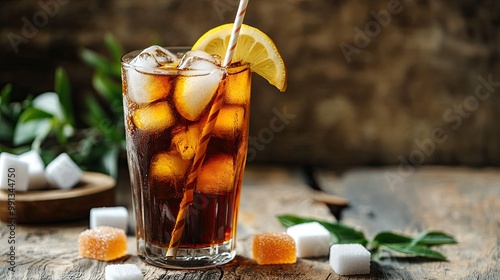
top-left (143, 191), bottom-right (236, 247)
top-left (123, 64), bottom-right (250, 248)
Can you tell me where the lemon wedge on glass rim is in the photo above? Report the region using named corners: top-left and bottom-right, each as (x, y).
top-left (192, 24), bottom-right (287, 92)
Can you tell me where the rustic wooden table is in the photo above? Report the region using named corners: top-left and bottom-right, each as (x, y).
top-left (0, 166), bottom-right (499, 279)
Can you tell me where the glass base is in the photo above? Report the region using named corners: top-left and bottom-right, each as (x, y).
top-left (137, 238), bottom-right (236, 269)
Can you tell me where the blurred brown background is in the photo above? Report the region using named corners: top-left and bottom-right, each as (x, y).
top-left (1, 0), bottom-right (499, 168)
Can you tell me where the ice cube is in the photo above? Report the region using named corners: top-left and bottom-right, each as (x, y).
top-left (174, 51), bottom-right (224, 121)
top-left (90, 206), bottom-right (129, 232)
top-left (132, 101), bottom-right (175, 132)
top-left (149, 152), bottom-right (190, 184)
top-left (224, 68), bottom-right (251, 105)
top-left (130, 45), bottom-right (178, 69)
top-left (126, 46), bottom-right (178, 105)
top-left (213, 105), bottom-right (245, 140)
top-left (126, 70), bottom-right (173, 106)
top-left (252, 232), bottom-right (297, 265)
top-left (329, 244), bottom-right (371, 275)
top-left (18, 150), bottom-right (47, 190)
top-left (0, 152), bottom-right (29, 192)
top-left (286, 222), bottom-right (331, 258)
top-left (178, 50), bottom-right (221, 70)
top-left (171, 124), bottom-right (202, 160)
top-left (105, 264), bottom-right (143, 280)
top-left (196, 154), bottom-right (234, 193)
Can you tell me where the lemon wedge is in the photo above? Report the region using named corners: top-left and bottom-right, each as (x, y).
top-left (192, 24), bottom-right (287, 92)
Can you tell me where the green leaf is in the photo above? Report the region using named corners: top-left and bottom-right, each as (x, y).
top-left (0, 143), bottom-right (30, 154)
top-left (18, 107), bottom-right (53, 123)
top-left (0, 83), bottom-right (13, 104)
top-left (112, 62), bottom-right (122, 77)
top-left (411, 231), bottom-right (457, 246)
top-left (104, 33), bottom-right (124, 63)
top-left (0, 121), bottom-right (13, 142)
top-left (13, 118), bottom-right (52, 146)
top-left (380, 243), bottom-right (446, 261)
top-left (276, 214), bottom-right (368, 246)
top-left (372, 231), bottom-right (413, 246)
top-left (92, 72), bottom-right (122, 103)
top-left (84, 95), bottom-right (110, 132)
top-left (54, 123), bottom-right (74, 146)
top-left (54, 67), bottom-right (75, 125)
top-left (55, 125), bottom-right (66, 145)
top-left (81, 49), bottom-right (113, 75)
top-left (276, 214), bottom-right (324, 228)
top-left (32, 92), bottom-right (64, 120)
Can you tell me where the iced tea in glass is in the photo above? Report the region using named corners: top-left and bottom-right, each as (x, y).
top-left (121, 46), bottom-right (251, 268)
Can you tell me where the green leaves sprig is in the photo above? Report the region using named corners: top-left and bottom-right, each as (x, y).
top-left (277, 214), bottom-right (457, 261)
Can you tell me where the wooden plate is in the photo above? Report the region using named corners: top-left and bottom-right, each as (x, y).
top-left (0, 172), bottom-right (116, 224)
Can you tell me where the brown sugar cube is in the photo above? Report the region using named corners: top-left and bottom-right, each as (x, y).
top-left (78, 226), bottom-right (127, 261)
top-left (252, 232), bottom-right (297, 265)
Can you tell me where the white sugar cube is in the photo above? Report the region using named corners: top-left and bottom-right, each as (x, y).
top-left (329, 244), bottom-right (371, 275)
top-left (18, 150), bottom-right (47, 190)
top-left (90, 206), bottom-right (129, 232)
top-left (105, 264), bottom-right (143, 280)
top-left (45, 153), bottom-right (82, 189)
top-left (286, 222), bottom-right (331, 258)
top-left (0, 153), bottom-right (29, 191)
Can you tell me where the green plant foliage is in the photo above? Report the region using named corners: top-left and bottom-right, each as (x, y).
top-left (0, 33), bottom-right (125, 178)
top-left (0, 83), bottom-right (32, 154)
top-left (77, 32), bottom-right (125, 177)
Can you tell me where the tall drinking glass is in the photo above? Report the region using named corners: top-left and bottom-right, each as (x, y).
top-left (121, 47), bottom-right (251, 268)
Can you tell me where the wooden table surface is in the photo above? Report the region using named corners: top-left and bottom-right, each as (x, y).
top-left (0, 166), bottom-right (499, 279)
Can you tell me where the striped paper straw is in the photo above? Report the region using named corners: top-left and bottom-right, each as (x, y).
top-left (223, 0), bottom-right (249, 67)
top-left (167, 0), bottom-right (250, 258)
